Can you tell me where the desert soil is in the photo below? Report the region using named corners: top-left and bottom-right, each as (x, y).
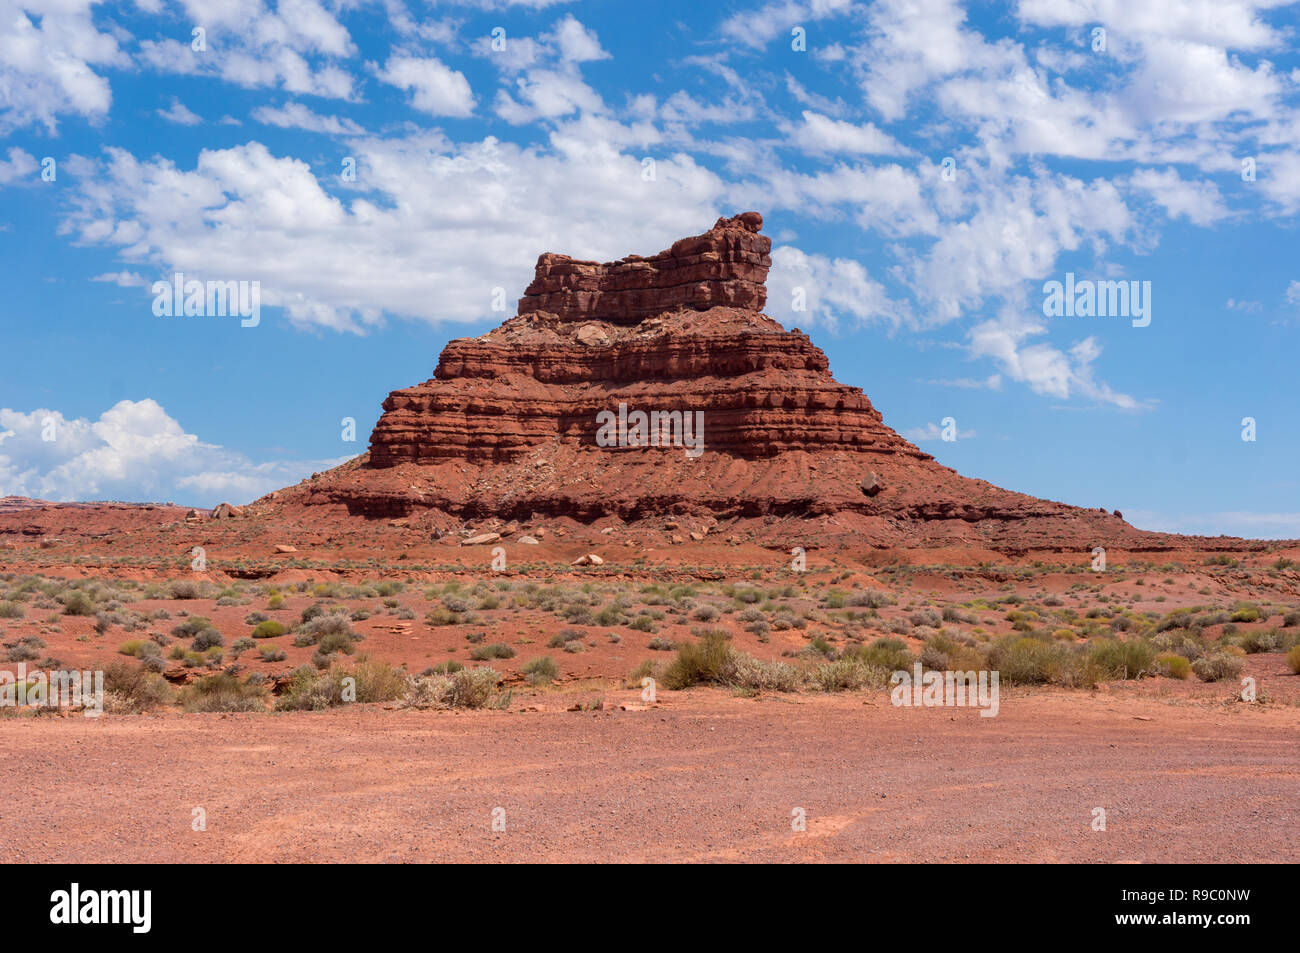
top-left (2, 686), bottom-right (1296, 863)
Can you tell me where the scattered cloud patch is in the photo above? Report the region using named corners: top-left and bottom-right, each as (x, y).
top-left (0, 0), bottom-right (126, 133)
top-left (766, 245), bottom-right (908, 330)
top-left (251, 101), bottom-right (364, 135)
top-left (373, 55), bottom-right (475, 117)
top-left (0, 399), bottom-right (349, 507)
top-left (156, 97), bottom-right (202, 125)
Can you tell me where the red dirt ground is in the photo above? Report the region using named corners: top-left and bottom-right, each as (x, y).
top-left (1, 501), bottom-right (1297, 864)
top-left (1, 687), bottom-right (1295, 863)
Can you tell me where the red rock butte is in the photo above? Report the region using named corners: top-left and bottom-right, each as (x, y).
top-left (283, 213), bottom-right (1241, 553)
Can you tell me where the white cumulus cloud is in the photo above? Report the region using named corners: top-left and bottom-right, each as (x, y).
top-left (374, 55), bottom-right (474, 117)
top-left (766, 245), bottom-right (908, 330)
top-left (0, 399), bottom-right (349, 507)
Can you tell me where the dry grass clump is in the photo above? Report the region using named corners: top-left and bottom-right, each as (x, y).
top-left (841, 637), bottom-right (912, 672)
top-left (808, 658), bottom-right (890, 692)
top-left (405, 667), bottom-right (502, 709)
top-left (1191, 652), bottom-right (1245, 683)
top-left (177, 673), bottom-right (268, 713)
top-left (661, 630), bottom-right (731, 689)
top-left (656, 631), bottom-right (881, 694)
top-left (522, 656), bottom-right (559, 685)
top-left (724, 654), bottom-right (803, 692)
top-left (277, 660), bottom-right (409, 710)
top-left (103, 661), bottom-right (174, 713)
top-left (1085, 638), bottom-right (1156, 680)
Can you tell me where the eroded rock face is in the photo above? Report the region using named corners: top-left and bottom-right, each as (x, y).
top-left (516, 212), bottom-right (771, 325)
top-left (287, 212), bottom-right (1175, 552)
top-left (367, 212), bottom-right (914, 468)
top-left (367, 307), bottom-right (923, 466)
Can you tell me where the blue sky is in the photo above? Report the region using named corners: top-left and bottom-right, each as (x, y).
top-left (1, 0), bottom-right (1299, 537)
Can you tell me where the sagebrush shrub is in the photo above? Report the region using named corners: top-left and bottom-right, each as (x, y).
top-left (1191, 652), bottom-right (1245, 683)
top-left (522, 656), bottom-right (559, 685)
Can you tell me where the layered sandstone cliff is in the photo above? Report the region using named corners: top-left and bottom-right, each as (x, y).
top-left (516, 211), bottom-right (770, 324)
top-left (367, 307), bottom-right (925, 466)
top-left (285, 212), bottom-right (1175, 552)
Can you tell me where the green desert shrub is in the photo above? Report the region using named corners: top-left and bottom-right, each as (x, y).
top-left (317, 630), bottom-right (357, 656)
top-left (1155, 653), bottom-right (1192, 680)
top-left (918, 632), bottom-right (984, 672)
top-left (799, 635), bottom-right (833, 659)
top-left (178, 674), bottom-right (268, 712)
top-left (60, 590), bottom-right (94, 616)
top-left (469, 643), bottom-right (515, 661)
top-left (1086, 638), bottom-right (1156, 680)
top-left (628, 615), bottom-right (656, 633)
top-left (627, 659), bottom-right (658, 685)
top-left (661, 631), bottom-right (731, 690)
top-left (190, 628), bottom-right (223, 652)
top-left (103, 661), bottom-right (173, 712)
top-left (910, 607), bottom-right (942, 628)
top-left (0, 601), bottom-right (24, 620)
top-left (988, 636), bottom-right (1072, 685)
top-left (5, 637), bottom-right (44, 662)
top-left (259, 645), bottom-right (287, 662)
top-left (1151, 630), bottom-right (1205, 661)
top-left (847, 588), bottom-right (893, 609)
top-left (295, 614), bottom-right (359, 647)
top-left (842, 637), bottom-right (912, 673)
top-left (1235, 628), bottom-right (1281, 654)
top-left (595, 605), bottom-right (625, 626)
top-left (522, 655), bottom-right (559, 685)
top-left (277, 660), bottom-right (408, 710)
top-left (251, 620), bottom-right (286, 639)
top-left (546, 629), bottom-right (584, 648)
top-left (171, 616), bottom-right (215, 639)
